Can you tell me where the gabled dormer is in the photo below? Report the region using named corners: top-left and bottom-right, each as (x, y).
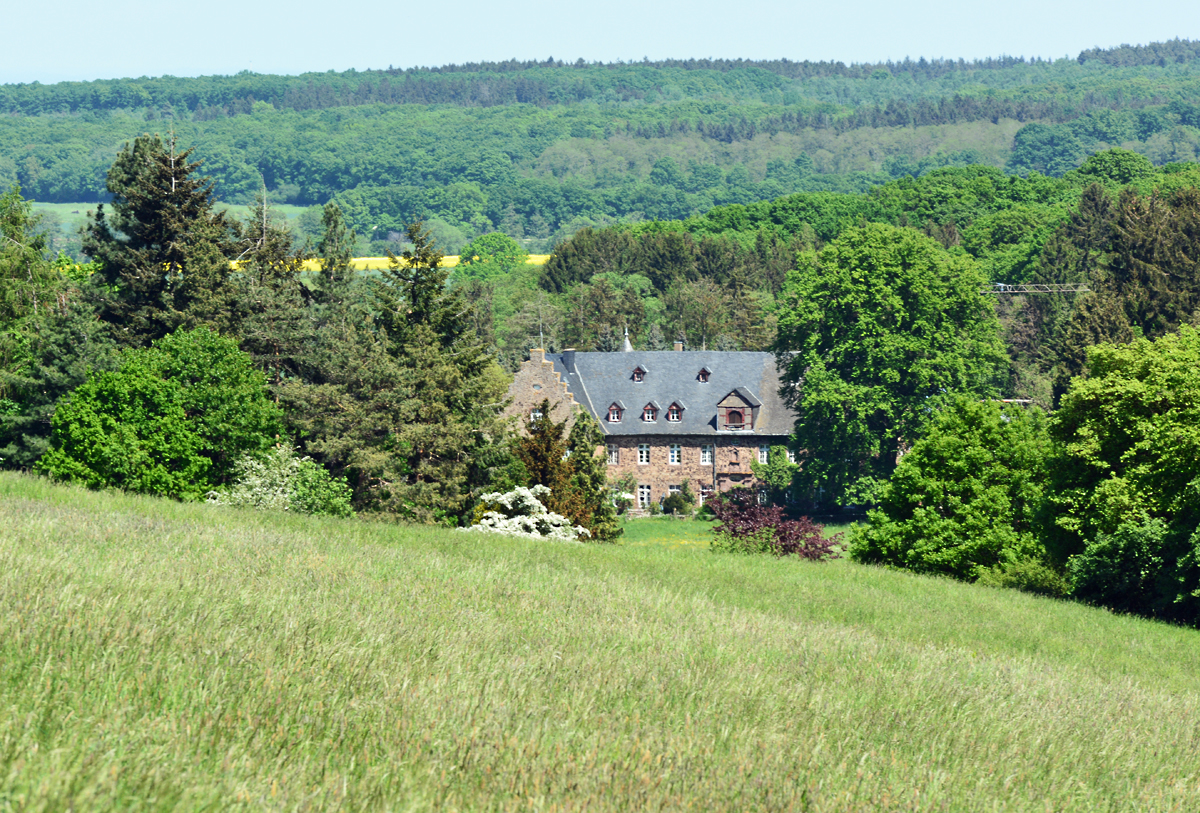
top-left (642, 401), bottom-right (661, 422)
top-left (717, 388), bottom-right (762, 431)
top-left (632, 365), bottom-right (648, 383)
top-left (697, 366), bottom-right (711, 383)
top-left (666, 400), bottom-right (686, 422)
top-left (607, 401), bottom-right (626, 422)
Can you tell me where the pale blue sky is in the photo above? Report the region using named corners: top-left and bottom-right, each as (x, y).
top-left (3, 0), bottom-right (1198, 85)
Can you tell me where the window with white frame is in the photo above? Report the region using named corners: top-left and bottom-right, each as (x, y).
top-left (668, 484), bottom-right (681, 496)
top-left (638, 484), bottom-right (651, 508)
top-left (608, 404), bottom-right (622, 422)
top-left (607, 444), bottom-right (619, 465)
top-left (700, 444), bottom-right (713, 465)
top-left (667, 404), bottom-right (682, 421)
top-left (638, 443), bottom-right (651, 464)
top-left (787, 449), bottom-right (796, 464)
top-left (759, 445), bottom-right (770, 464)
top-left (669, 443), bottom-right (681, 464)
top-left (642, 404), bottom-right (657, 422)
top-left (699, 484), bottom-right (713, 505)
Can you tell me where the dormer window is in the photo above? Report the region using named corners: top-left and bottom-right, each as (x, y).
top-left (667, 403), bottom-right (683, 422)
top-left (608, 403), bottom-right (624, 422)
top-left (632, 366), bottom-right (647, 383)
top-left (642, 405), bottom-right (657, 422)
top-left (726, 410), bottom-right (744, 430)
top-left (698, 367), bottom-right (711, 383)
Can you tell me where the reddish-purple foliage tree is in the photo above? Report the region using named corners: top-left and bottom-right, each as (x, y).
top-left (708, 489), bottom-right (840, 560)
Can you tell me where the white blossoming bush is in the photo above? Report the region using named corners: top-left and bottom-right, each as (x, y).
top-left (207, 445), bottom-right (354, 518)
top-left (463, 484), bottom-right (589, 541)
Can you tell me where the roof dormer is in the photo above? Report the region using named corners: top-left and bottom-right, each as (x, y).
top-left (642, 401), bottom-right (660, 422)
top-left (717, 388), bottom-right (761, 431)
top-left (632, 365), bottom-right (648, 383)
top-left (667, 401), bottom-right (686, 422)
top-left (607, 401), bottom-right (626, 422)
top-left (697, 366), bottom-right (711, 383)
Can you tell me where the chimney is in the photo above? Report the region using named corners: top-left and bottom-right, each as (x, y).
top-left (530, 347), bottom-right (545, 363)
top-left (562, 348), bottom-right (576, 373)
top-left (673, 341), bottom-right (684, 352)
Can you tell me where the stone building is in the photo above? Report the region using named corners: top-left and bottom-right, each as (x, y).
top-left (504, 345), bottom-right (797, 507)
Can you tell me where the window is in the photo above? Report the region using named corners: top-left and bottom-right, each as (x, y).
top-left (787, 449), bottom-right (796, 464)
top-left (668, 485), bottom-right (682, 496)
top-left (638, 444), bottom-right (650, 464)
top-left (667, 404), bottom-right (682, 422)
top-left (727, 410), bottom-right (744, 430)
top-left (698, 369), bottom-right (710, 383)
top-left (700, 445), bottom-right (713, 465)
top-left (608, 405), bottom-right (622, 422)
top-left (638, 484), bottom-right (652, 508)
top-left (699, 484), bottom-right (713, 505)
top-left (632, 367), bottom-right (646, 383)
top-left (669, 444), bottom-right (681, 464)
top-left (757, 489), bottom-right (769, 505)
top-left (759, 445), bottom-right (769, 464)
top-left (530, 408), bottom-right (543, 422)
top-left (607, 444), bottom-right (619, 465)
top-left (642, 405), bottom-right (657, 422)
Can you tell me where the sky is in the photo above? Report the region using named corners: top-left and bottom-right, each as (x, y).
top-left (3, 0), bottom-right (1198, 85)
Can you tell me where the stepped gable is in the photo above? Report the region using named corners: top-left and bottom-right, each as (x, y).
top-left (504, 348), bottom-right (580, 430)
top-left (546, 349), bottom-right (794, 436)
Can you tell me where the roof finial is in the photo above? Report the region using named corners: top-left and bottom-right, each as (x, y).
top-left (622, 324), bottom-right (633, 353)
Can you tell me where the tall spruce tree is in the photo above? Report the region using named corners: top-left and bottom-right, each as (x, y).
top-left (84, 135), bottom-right (237, 345)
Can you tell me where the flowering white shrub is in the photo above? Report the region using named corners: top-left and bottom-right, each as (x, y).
top-left (207, 445), bottom-right (354, 518)
top-left (462, 485), bottom-right (589, 541)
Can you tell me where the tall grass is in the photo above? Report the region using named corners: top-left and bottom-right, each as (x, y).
top-left (3, 471), bottom-right (1200, 811)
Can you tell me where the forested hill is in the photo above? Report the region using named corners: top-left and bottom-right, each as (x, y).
top-left (5, 40), bottom-right (1200, 256)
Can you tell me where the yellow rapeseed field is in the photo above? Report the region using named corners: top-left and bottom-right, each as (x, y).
top-left (297, 254), bottom-right (550, 271)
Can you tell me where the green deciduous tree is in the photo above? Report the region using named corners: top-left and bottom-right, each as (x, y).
top-left (1041, 327), bottom-right (1200, 623)
top-left (455, 232), bottom-right (528, 283)
top-left (775, 223), bottom-right (1007, 504)
top-left (37, 327), bottom-right (283, 497)
top-left (850, 397), bottom-right (1052, 581)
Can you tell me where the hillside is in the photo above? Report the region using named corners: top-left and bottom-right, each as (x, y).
top-left (5, 40), bottom-right (1200, 255)
top-left (3, 471), bottom-right (1199, 811)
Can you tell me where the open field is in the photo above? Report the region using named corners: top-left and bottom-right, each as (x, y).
top-left (4, 472), bottom-right (1200, 811)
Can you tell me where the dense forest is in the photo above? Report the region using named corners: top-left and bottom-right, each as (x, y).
top-left (5, 40), bottom-right (1200, 257)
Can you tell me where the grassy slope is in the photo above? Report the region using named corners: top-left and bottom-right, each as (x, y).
top-left (3, 473), bottom-right (1199, 811)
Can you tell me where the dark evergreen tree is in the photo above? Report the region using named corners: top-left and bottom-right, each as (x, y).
top-left (83, 135), bottom-right (238, 345)
top-left (315, 202), bottom-right (355, 306)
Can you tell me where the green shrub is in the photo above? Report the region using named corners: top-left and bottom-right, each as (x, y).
top-left (850, 396), bottom-right (1051, 581)
top-left (37, 360), bottom-right (212, 499)
top-left (210, 445), bottom-right (354, 518)
top-left (977, 559), bottom-right (1070, 598)
top-left (37, 327), bottom-right (282, 499)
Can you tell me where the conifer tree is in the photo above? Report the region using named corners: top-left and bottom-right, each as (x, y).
top-left (84, 135), bottom-right (237, 345)
top-left (315, 203), bottom-right (355, 306)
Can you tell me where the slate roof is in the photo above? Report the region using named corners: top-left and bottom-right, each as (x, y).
top-left (548, 350), bottom-right (796, 437)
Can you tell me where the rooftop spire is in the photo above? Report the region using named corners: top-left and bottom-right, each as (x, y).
top-left (622, 325), bottom-right (633, 352)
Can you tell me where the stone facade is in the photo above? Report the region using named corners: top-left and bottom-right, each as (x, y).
top-left (503, 348), bottom-right (580, 429)
top-left (504, 348), bottom-right (797, 507)
top-left (602, 434), bottom-right (774, 507)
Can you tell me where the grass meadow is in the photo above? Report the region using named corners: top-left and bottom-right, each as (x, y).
top-left (4, 471), bottom-right (1200, 811)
